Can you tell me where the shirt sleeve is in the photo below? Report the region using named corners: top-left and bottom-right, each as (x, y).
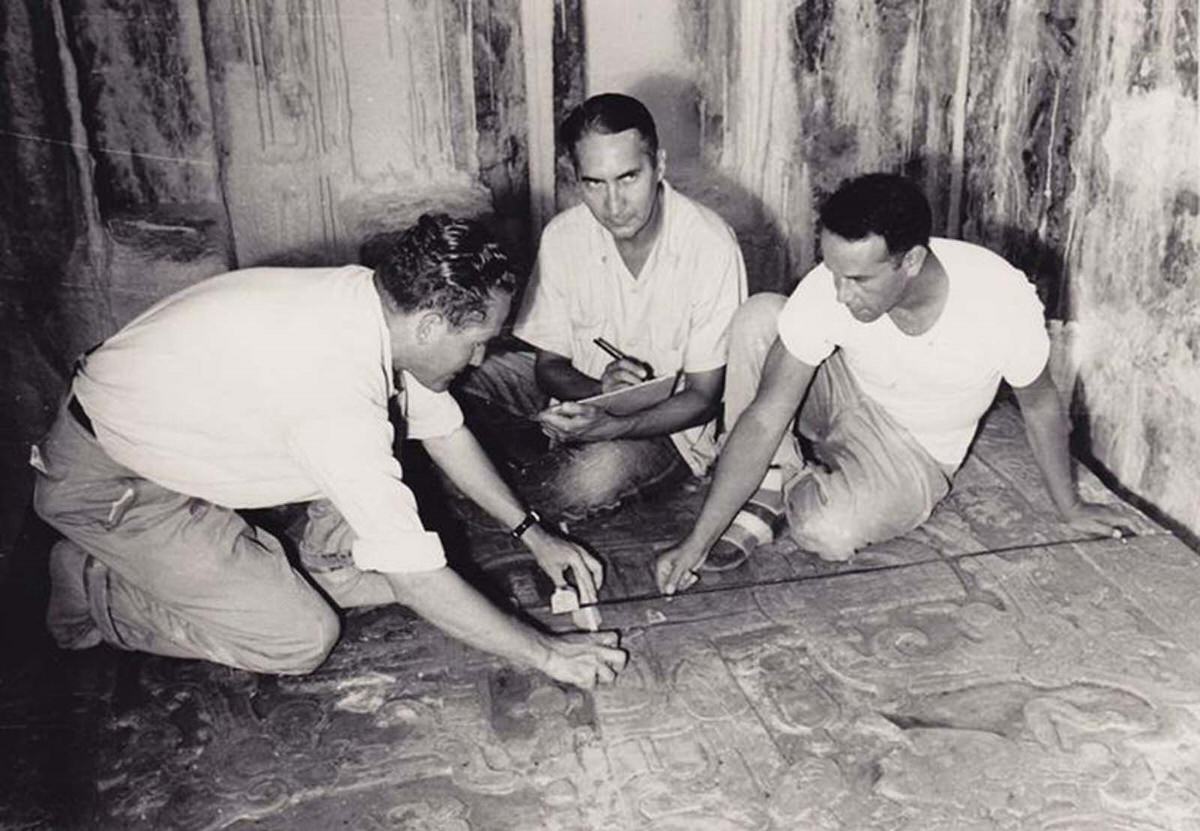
top-left (996, 272), bottom-right (1051, 388)
top-left (682, 228), bottom-right (749, 373)
top-left (513, 229), bottom-right (574, 359)
top-left (399, 370), bottom-right (464, 440)
top-left (776, 266), bottom-right (840, 367)
top-left (287, 414), bottom-right (446, 573)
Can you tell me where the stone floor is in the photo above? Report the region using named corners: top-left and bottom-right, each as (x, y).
top-left (1, 402), bottom-right (1198, 830)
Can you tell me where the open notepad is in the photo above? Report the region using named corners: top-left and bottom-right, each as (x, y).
top-left (575, 374), bottom-right (677, 416)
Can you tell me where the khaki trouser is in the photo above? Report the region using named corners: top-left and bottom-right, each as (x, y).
top-left (725, 294), bottom-right (952, 560)
top-left (32, 397), bottom-right (394, 674)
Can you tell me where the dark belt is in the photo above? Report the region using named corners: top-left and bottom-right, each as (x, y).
top-left (68, 395), bottom-right (96, 437)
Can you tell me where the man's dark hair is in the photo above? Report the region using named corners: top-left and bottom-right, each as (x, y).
top-left (371, 214), bottom-right (517, 329)
top-left (559, 93), bottom-right (659, 165)
top-left (819, 173), bottom-right (932, 256)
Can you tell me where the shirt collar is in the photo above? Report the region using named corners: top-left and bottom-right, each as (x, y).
top-left (366, 270), bottom-right (397, 400)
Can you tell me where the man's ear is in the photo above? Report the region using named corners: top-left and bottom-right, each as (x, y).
top-left (654, 148), bottom-right (667, 182)
top-left (415, 310), bottom-right (446, 344)
top-left (901, 245), bottom-right (928, 277)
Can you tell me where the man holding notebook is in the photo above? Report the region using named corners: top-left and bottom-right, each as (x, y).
top-left (457, 93), bottom-right (747, 521)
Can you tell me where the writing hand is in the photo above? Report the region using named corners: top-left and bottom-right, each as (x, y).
top-left (600, 358), bottom-right (651, 393)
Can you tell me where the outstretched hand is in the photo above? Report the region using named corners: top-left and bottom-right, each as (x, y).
top-left (524, 526), bottom-right (604, 601)
top-left (1062, 500), bottom-right (1135, 540)
top-left (541, 630), bottom-right (628, 689)
top-left (654, 541), bottom-right (706, 596)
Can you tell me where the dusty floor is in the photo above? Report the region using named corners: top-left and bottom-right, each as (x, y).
top-left (1, 402), bottom-right (1197, 830)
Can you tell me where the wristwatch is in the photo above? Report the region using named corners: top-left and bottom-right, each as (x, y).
top-left (509, 509), bottom-right (541, 540)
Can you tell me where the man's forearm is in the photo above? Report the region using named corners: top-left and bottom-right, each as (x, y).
top-left (1013, 369), bottom-right (1081, 516)
top-left (536, 359), bottom-right (602, 401)
top-left (1021, 398), bottom-right (1079, 514)
top-left (385, 567), bottom-right (547, 670)
top-left (605, 388), bottom-right (720, 440)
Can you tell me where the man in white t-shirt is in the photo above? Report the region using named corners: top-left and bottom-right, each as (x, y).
top-left (31, 214), bottom-right (626, 688)
top-left (656, 174), bottom-right (1127, 593)
top-left (457, 93), bottom-right (747, 521)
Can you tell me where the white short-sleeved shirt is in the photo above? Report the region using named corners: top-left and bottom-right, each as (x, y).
top-left (73, 265), bottom-right (464, 574)
top-left (514, 181), bottom-right (748, 473)
top-left (777, 238), bottom-right (1049, 469)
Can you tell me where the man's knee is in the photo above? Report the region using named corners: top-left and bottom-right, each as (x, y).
top-left (789, 509), bottom-right (862, 562)
top-left (785, 471), bottom-right (934, 562)
top-left (785, 475), bottom-right (866, 561)
top-left (522, 443), bottom-right (645, 520)
top-left (731, 292), bottom-right (788, 345)
top-left (269, 603), bottom-right (340, 675)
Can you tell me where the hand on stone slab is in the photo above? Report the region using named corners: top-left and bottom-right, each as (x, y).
top-left (1061, 500), bottom-right (1136, 541)
top-left (523, 525), bottom-right (604, 602)
top-left (540, 630), bottom-right (627, 689)
top-left (655, 541), bottom-right (705, 596)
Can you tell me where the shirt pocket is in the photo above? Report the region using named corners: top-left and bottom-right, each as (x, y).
top-left (643, 316), bottom-right (687, 375)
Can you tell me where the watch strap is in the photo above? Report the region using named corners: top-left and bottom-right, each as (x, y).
top-left (510, 509), bottom-right (541, 540)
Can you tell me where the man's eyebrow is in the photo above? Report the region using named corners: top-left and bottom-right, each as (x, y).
top-left (580, 166), bottom-right (641, 183)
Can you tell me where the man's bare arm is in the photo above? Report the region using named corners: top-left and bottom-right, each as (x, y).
top-left (538, 367), bottom-right (724, 443)
top-left (534, 349), bottom-right (604, 400)
top-left (656, 340), bottom-right (817, 593)
top-left (1012, 364), bottom-right (1127, 535)
top-left (383, 567), bottom-right (626, 689)
top-left (422, 425), bottom-right (604, 597)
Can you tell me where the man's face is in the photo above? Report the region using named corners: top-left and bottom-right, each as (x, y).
top-left (820, 230), bottom-right (915, 323)
top-left (410, 290), bottom-right (512, 392)
top-left (573, 129), bottom-right (664, 242)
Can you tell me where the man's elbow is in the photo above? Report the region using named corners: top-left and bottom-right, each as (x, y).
top-left (383, 567), bottom-right (447, 607)
top-left (693, 392), bottom-right (722, 423)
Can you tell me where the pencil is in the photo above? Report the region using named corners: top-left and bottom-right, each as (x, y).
top-left (594, 337), bottom-right (655, 378)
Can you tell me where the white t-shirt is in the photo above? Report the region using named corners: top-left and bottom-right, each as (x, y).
top-left (777, 238), bottom-right (1050, 468)
top-left (74, 265), bottom-right (463, 574)
top-left (514, 181), bottom-right (748, 474)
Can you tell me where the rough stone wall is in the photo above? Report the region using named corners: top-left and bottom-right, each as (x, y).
top-left (1064, 0), bottom-right (1200, 537)
top-left (698, 0), bottom-right (1199, 537)
top-left (1, 0), bottom-right (82, 438)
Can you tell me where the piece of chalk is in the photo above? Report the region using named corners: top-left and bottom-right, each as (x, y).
top-left (550, 586), bottom-right (580, 614)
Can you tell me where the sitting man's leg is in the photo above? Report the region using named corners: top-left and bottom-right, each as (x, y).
top-left (459, 345), bottom-right (690, 521)
top-left (703, 293), bottom-right (803, 570)
top-left (33, 403), bottom-right (340, 675)
top-left (785, 353), bottom-right (951, 561)
top-left (516, 436), bottom-right (690, 523)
